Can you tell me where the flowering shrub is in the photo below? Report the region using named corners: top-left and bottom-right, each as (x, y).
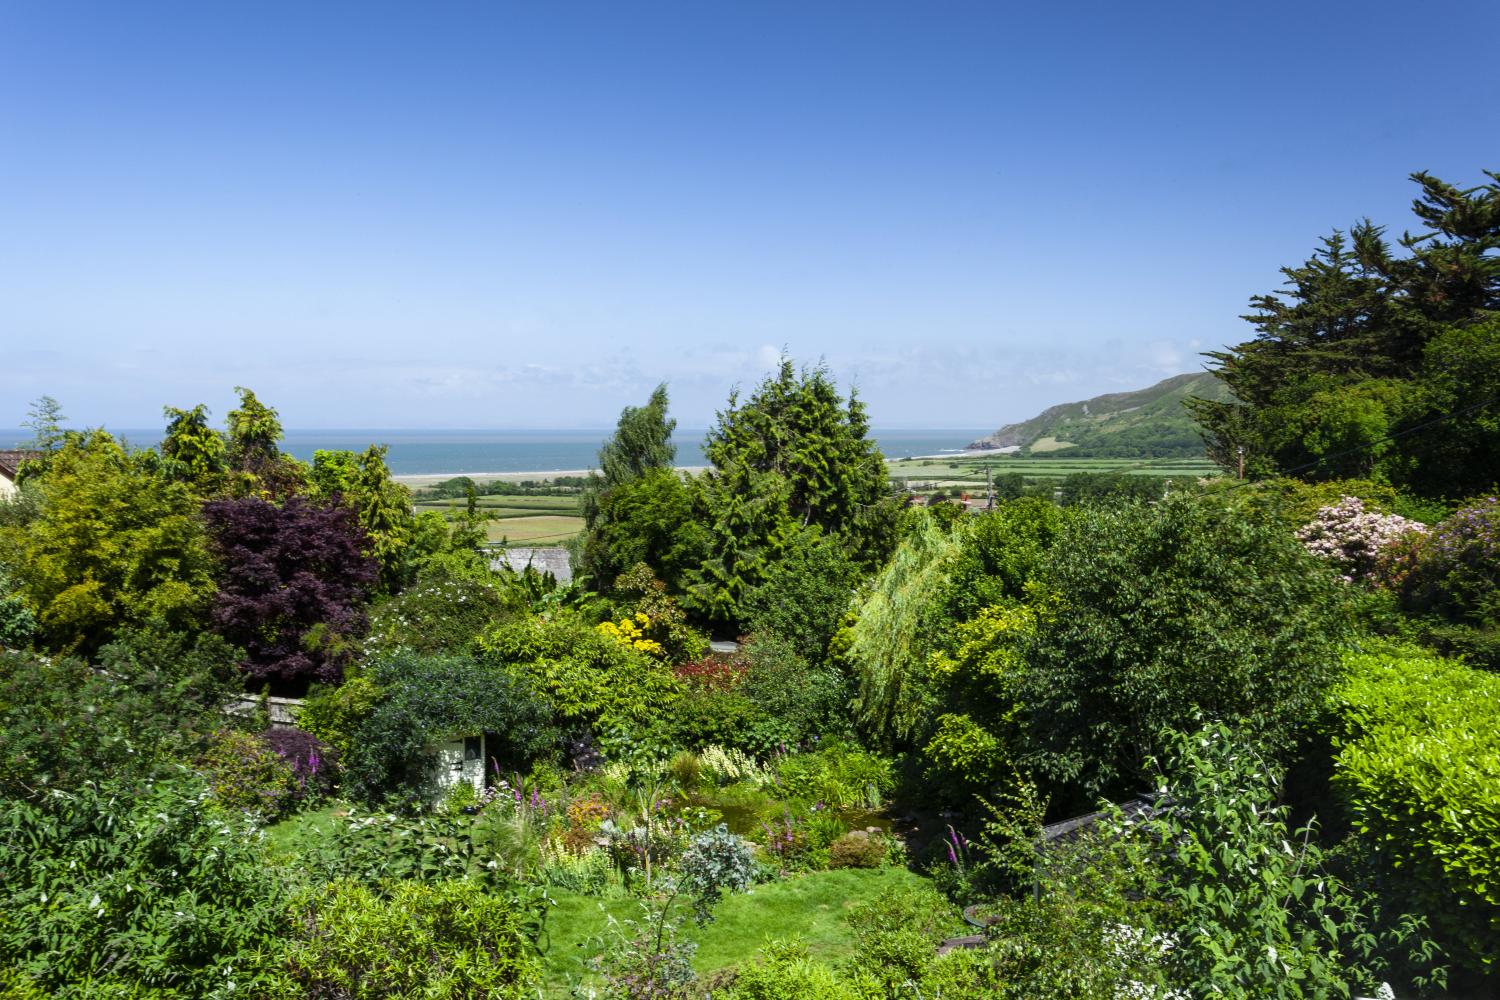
top-left (263, 727), bottom-right (338, 803)
top-left (1295, 496), bottom-right (1428, 583)
top-left (611, 563), bottom-right (710, 663)
top-left (1395, 497), bottom-right (1500, 667)
top-left (568, 791), bottom-right (612, 831)
top-left (673, 653), bottom-right (747, 692)
top-left (597, 612), bottom-right (667, 659)
top-left (699, 744), bottom-right (768, 786)
top-left (753, 809), bottom-right (815, 871)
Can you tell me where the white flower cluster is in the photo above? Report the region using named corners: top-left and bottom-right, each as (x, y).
top-left (1296, 497), bottom-right (1427, 583)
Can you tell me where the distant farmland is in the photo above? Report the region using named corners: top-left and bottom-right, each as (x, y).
top-left (885, 454), bottom-right (1221, 491)
top-left (414, 493), bottom-right (584, 547)
top-left (412, 454), bottom-right (1223, 547)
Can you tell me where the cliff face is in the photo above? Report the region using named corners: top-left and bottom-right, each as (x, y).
top-left (966, 372), bottom-right (1231, 458)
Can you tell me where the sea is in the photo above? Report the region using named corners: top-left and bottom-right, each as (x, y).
top-left (0, 428), bottom-right (987, 477)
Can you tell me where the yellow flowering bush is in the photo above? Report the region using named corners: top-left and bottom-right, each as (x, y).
top-left (597, 612), bottom-right (667, 659)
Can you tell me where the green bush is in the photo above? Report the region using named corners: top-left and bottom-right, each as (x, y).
top-left (739, 634), bottom-right (853, 750)
top-left (724, 939), bottom-right (862, 1000)
top-left (740, 527), bottom-right (861, 664)
top-left (1395, 497), bottom-right (1500, 668)
top-left (279, 878), bottom-right (542, 998)
top-left (1008, 493), bottom-right (1350, 797)
top-left (1139, 721), bottom-right (1429, 996)
top-left (844, 883), bottom-right (961, 990)
top-left (775, 744), bottom-right (895, 810)
top-left (298, 672), bottom-right (383, 761)
top-left (1330, 647), bottom-right (1500, 974)
top-left (200, 727), bottom-right (299, 818)
top-left (345, 651), bottom-right (558, 804)
top-left (0, 629), bottom-right (239, 798)
top-left (364, 573), bottom-right (522, 656)
top-left (478, 611), bottom-right (683, 739)
top-left (827, 831), bottom-right (886, 869)
top-left (0, 774), bottom-right (288, 997)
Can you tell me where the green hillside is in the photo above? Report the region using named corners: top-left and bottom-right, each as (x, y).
top-left (967, 371), bottom-right (1232, 458)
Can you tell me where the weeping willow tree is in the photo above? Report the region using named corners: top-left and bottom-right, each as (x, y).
top-left (845, 515), bottom-right (965, 745)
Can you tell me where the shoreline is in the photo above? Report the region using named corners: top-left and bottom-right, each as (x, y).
top-left (395, 466), bottom-right (707, 487)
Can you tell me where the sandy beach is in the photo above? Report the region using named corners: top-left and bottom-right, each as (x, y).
top-left (394, 467), bottom-right (707, 487)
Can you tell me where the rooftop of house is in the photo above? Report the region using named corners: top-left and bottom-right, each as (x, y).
top-left (0, 450), bottom-right (39, 482)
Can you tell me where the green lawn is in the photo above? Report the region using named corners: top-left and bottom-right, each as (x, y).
top-left (539, 866), bottom-right (935, 995)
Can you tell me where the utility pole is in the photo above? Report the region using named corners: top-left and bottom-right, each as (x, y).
top-left (1237, 445), bottom-right (1245, 480)
top-left (985, 464), bottom-right (994, 510)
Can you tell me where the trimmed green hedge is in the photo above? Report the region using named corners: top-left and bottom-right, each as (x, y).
top-left (1330, 647), bottom-right (1500, 971)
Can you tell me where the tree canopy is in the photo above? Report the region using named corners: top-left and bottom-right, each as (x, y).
top-left (1189, 170), bottom-right (1499, 496)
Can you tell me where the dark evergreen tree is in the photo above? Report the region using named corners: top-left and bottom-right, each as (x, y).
top-left (687, 360), bottom-right (894, 626)
top-left (1189, 170), bottom-right (1499, 494)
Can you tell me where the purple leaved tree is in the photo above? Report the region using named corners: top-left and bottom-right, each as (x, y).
top-left (205, 496), bottom-right (377, 690)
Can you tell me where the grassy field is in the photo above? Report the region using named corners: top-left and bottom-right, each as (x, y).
top-left (415, 495), bottom-right (582, 512)
top-left (541, 867), bottom-right (936, 995)
top-left (412, 495), bottom-right (585, 547)
top-left (484, 515), bottom-right (585, 545)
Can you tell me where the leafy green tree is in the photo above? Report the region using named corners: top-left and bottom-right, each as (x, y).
top-left (845, 513), bottom-right (965, 745)
top-left (343, 651), bottom-right (557, 804)
top-left (309, 447), bottom-right (362, 498)
top-left (160, 402), bottom-right (228, 493)
top-left (225, 386), bottom-right (308, 497)
top-left (597, 382), bottom-right (676, 489)
top-left (0, 432), bottom-right (215, 653)
top-left (580, 466), bottom-right (709, 592)
top-left (1396, 316), bottom-right (1500, 498)
top-left (19, 395), bottom-right (67, 453)
top-left (349, 445), bottom-right (418, 590)
top-left (580, 385), bottom-right (687, 588)
top-left (0, 567), bottom-right (35, 650)
top-left (1009, 494), bottom-right (1350, 797)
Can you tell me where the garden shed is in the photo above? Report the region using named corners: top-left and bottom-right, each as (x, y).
top-left (429, 732), bottom-right (493, 797)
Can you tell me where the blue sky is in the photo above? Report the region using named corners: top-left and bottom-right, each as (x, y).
top-left (2, 1), bottom-right (1496, 430)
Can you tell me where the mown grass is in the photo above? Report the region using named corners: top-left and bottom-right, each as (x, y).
top-left (539, 866), bottom-right (933, 995)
